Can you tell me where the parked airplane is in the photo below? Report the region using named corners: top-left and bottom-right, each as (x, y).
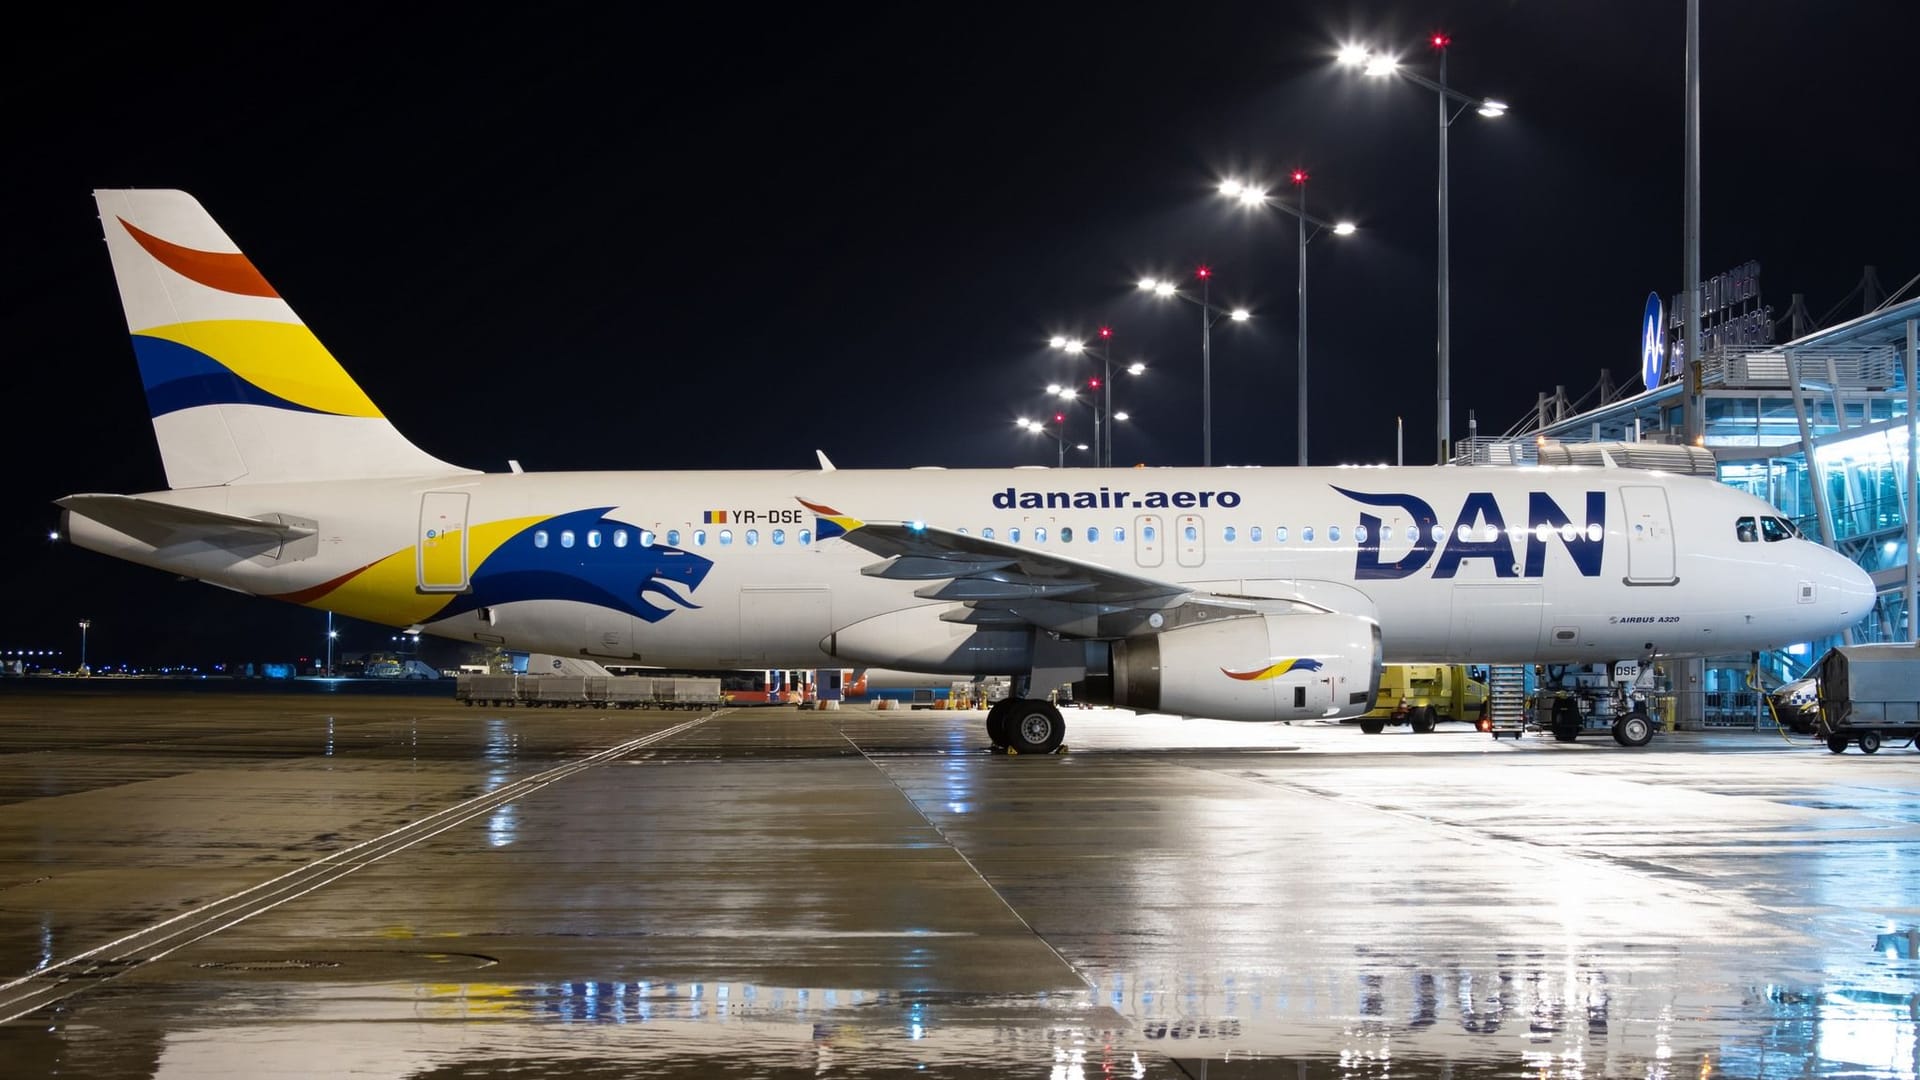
top-left (60, 190), bottom-right (1875, 752)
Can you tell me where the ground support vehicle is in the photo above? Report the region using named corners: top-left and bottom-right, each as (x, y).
top-left (455, 673), bottom-right (724, 710)
top-left (1808, 643), bottom-right (1920, 754)
top-left (1354, 665), bottom-right (1489, 734)
top-left (455, 674), bottom-right (521, 706)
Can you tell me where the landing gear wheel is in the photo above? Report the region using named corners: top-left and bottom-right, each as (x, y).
top-left (1612, 710), bottom-right (1653, 748)
top-left (1408, 706), bottom-right (1436, 734)
top-left (1827, 735), bottom-right (1849, 754)
top-left (985, 701), bottom-right (1012, 748)
top-left (1004, 699), bottom-right (1065, 755)
top-left (1858, 730), bottom-right (1882, 754)
top-left (1360, 719), bottom-right (1386, 735)
top-left (1551, 700), bottom-right (1582, 743)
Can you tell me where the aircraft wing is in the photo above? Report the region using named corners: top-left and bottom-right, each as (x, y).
top-left (57, 494), bottom-right (316, 549)
top-left (836, 518), bottom-right (1325, 640)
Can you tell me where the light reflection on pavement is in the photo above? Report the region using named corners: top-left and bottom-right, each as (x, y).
top-left (0, 689), bottom-right (1913, 1078)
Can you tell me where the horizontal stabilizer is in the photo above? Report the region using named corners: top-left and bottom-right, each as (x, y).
top-left (57, 494), bottom-right (315, 548)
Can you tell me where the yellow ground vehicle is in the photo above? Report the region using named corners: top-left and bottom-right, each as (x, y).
top-left (1354, 664), bottom-right (1490, 734)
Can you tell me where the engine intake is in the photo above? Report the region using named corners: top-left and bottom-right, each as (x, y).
top-left (1079, 612), bottom-right (1381, 723)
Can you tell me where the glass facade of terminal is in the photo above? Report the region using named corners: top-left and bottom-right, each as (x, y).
top-left (1463, 306), bottom-right (1917, 727)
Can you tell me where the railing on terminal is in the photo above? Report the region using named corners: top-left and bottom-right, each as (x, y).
top-left (1703, 342), bottom-right (1900, 391)
top-left (1451, 437), bottom-right (1719, 475)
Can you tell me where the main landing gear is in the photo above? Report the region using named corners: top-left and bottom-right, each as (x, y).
top-left (985, 698), bottom-right (1066, 755)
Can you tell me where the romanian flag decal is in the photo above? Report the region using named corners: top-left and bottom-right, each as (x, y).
top-left (1222, 658), bottom-right (1325, 681)
top-left (703, 509), bottom-right (728, 524)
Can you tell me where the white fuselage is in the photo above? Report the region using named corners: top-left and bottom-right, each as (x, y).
top-left (67, 464), bottom-right (1874, 674)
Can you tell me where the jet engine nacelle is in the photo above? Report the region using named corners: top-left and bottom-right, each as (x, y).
top-left (1084, 612), bottom-right (1381, 723)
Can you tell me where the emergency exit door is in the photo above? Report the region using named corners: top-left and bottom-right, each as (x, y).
top-left (417, 491), bottom-right (470, 592)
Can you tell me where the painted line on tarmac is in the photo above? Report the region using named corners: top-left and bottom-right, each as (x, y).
top-left (0, 713), bottom-right (717, 1023)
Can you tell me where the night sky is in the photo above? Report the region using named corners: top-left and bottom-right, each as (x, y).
top-left (4, 3), bottom-right (1915, 669)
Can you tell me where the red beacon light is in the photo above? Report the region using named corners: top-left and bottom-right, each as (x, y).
top-left (1089, 377), bottom-right (1101, 389)
top-left (1098, 326), bottom-right (1112, 340)
top-left (1054, 413), bottom-right (1065, 424)
top-left (1290, 169), bottom-right (1309, 185)
top-left (1431, 32), bottom-right (1451, 48)
top-left (1195, 265), bottom-right (1212, 280)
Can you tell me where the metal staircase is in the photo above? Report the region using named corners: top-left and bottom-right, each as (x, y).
top-left (1485, 665), bottom-right (1530, 738)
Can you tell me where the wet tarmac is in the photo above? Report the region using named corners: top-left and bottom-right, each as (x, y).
top-left (0, 682), bottom-right (1916, 1078)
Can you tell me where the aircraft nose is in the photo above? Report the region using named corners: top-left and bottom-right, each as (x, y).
top-left (1824, 549), bottom-right (1876, 626)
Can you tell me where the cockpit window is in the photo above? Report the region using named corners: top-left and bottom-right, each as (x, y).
top-left (1736, 516), bottom-right (1758, 543)
top-left (1761, 516), bottom-right (1799, 542)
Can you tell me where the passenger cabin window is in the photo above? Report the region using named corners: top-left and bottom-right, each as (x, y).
top-left (719, 529), bottom-right (733, 546)
top-left (1183, 524), bottom-right (1197, 542)
top-left (1250, 526), bottom-right (1262, 543)
top-left (587, 529), bottom-right (602, 548)
top-left (1223, 526), bottom-right (1236, 543)
top-left (745, 529), bottom-right (759, 546)
top-left (773, 528), bottom-right (786, 545)
top-left (1303, 527), bottom-right (1314, 543)
top-left (615, 529), bottom-right (630, 548)
top-left (1087, 526), bottom-right (1100, 543)
top-left (665, 529), bottom-right (679, 546)
top-left (799, 529), bottom-right (812, 545)
top-left (694, 529), bottom-right (707, 547)
top-left (560, 530), bottom-right (576, 549)
top-left (1060, 527), bottom-right (1072, 543)
top-left (534, 530), bottom-right (549, 549)
top-left (1114, 526), bottom-right (1126, 543)
top-left (982, 527), bottom-right (995, 540)
top-left (639, 529), bottom-right (655, 548)
top-left (1142, 525), bottom-right (1155, 543)
top-left (1330, 525), bottom-right (1341, 542)
top-left (1034, 527), bottom-right (1048, 543)
top-left (1009, 527), bottom-right (1021, 543)
top-left (1275, 527), bottom-right (1287, 543)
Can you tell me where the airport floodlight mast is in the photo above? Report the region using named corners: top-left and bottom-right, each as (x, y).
top-left (1218, 174), bottom-right (1357, 466)
top-left (1051, 327), bottom-right (1143, 466)
top-left (1137, 270), bottom-right (1249, 467)
top-left (77, 618), bottom-right (90, 675)
top-left (1015, 413), bottom-right (1085, 468)
top-left (1337, 34), bottom-right (1507, 464)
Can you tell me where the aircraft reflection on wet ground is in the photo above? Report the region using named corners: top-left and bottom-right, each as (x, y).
top-left (0, 686), bottom-right (1916, 1077)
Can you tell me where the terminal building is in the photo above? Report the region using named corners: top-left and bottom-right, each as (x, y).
top-left (1456, 265), bottom-right (1918, 728)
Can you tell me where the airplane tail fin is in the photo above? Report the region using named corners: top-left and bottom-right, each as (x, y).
top-left (93, 189), bottom-right (475, 489)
